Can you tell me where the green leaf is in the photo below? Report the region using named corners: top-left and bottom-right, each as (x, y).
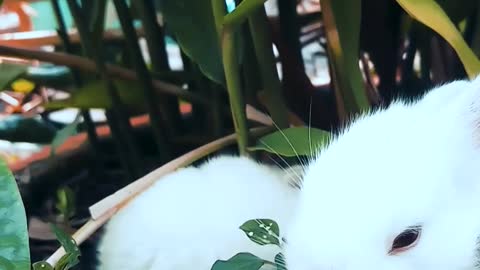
top-left (396, 0), bottom-right (480, 78)
top-left (239, 219), bottom-right (280, 246)
top-left (211, 253), bottom-right (265, 270)
top-left (55, 252), bottom-right (79, 270)
top-left (275, 253), bottom-right (287, 270)
top-left (321, 0), bottom-right (369, 114)
top-left (0, 158), bottom-right (30, 269)
top-left (50, 224), bottom-right (79, 254)
top-left (49, 224), bottom-right (80, 270)
top-left (32, 261), bottom-right (54, 270)
top-left (44, 79), bottom-right (145, 109)
top-left (0, 63), bottom-right (28, 91)
top-left (249, 127), bottom-right (331, 157)
top-left (55, 186), bottom-right (76, 221)
top-left (50, 113), bottom-right (81, 157)
top-left (160, 0), bottom-right (224, 85)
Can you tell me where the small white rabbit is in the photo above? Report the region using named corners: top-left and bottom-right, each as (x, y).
top-left (97, 76), bottom-right (480, 270)
top-left (96, 155), bottom-right (300, 270)
top-left (284, 76), bottom-right (480, 270)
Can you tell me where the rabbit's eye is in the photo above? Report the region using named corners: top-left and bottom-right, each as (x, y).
top-left (389, 225), bottom-right (421, 255)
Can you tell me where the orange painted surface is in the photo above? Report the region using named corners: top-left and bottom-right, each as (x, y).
top-left (9, 103), bottom-right (192, 172)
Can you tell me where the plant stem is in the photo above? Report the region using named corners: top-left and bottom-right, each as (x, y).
top-left (223, 0), bottom-right (266, 27)
top-left (50, 0), bottom-right (102, 160)
top-left (113, 0), bottom-right (171, 163)
top-left (248, 7), bottom-right (289, 128)
top-left (212, 0), bottom-right (249, 155)
top-left (0, 45), bottom-right (208, 105)
top-left (133, 0), bottom-right (183, 135)
top-left (66, 0), bottom-right (143, 178)
top-left (221, 28), bottom-right (250, 155)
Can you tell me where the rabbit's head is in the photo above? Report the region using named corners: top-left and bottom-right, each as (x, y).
top-left (283, 77), bottom-right (480, 270)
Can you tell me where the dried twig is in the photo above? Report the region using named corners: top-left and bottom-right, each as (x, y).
top-left (45, 126), bottom-right (273, 267)
top-left (0, 45), bottom-right (208, 105)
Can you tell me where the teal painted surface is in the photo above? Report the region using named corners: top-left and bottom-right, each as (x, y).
top-left (30, 0), bottom-right (73, 30)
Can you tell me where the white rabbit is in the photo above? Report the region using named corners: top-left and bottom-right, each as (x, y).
top-left (284, 76), bottom-right (480, 270)
top-left (96, 155), bottom-right (301, 270)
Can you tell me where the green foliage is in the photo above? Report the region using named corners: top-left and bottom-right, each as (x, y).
top-left (250, 127), bottom-right (331, 157)
top-left (396, 0), bottom-right (480, 78)
top-left (239, 219), bottom-right (281, 246)
top-left (0, 158), bottom-right (30, 270)
top-left (33, 224), bottom-right (81, 270)
top-left (275, 253), bottom-right (287, 270)
top-left (32, 262), bottom-right (54, 270)
top-left (55, 186), bottom-right (76, 222)
top-left (211, 219), bottom-right (287, 270)
top-left (211, 253), bottom-right (266, 270)
top-left (0, 63), bottom-right (28, 91)
top-left (160, 0), bottom-right (224, 85)
top-left (50, 113), bottom-right (82, 157)
top-left (44, 79), bottom-right (145, 109)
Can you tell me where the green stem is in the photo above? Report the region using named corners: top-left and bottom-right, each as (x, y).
top-left (133, 0), bottom-right (183, 135)
top-left (66, 0), bottom-right (143, 178)
top-left (212, 0), bottom-right (249, 155)
top-left (112, 0), bottom-right (171, 163)
top-left (221, 28), bottom-right (249, 156)
top-left (223, 0), bottom-right (266, 27)
top-left (248, 8), bottom-right (289, 128)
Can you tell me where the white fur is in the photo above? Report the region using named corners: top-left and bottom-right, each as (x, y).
top-left (284, 76), bottom-right (480, 270)
top-left (96, 155), bottom-right (299, 270)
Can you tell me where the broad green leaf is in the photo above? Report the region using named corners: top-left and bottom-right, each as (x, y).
top-left (50, 113), bottom-right (81, 157)
top-left (396, 0), bottom-right (480, 78)
top-left (250, 127), bottom-right (331, 157)
top-left (160, 0), bottom-right (224, 85)
top-left (275, 253), bottom-right (287, 270)
top-left (0, 63), bottom-right (28, 91)
top-left (49, 224), bottom-right (80, 270)
top-left (44, 79), bottom-right (145, 109)
top-left (321, 0), bottom-right (369, 114)
top-left (211, 253), bottom-right (265, 270)
top-left (32, 261), bottom-right (54, 270)
top-left (239, 219), bottom-right (280, 246)
top-left (0, 158), bottom-right (30, 269)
